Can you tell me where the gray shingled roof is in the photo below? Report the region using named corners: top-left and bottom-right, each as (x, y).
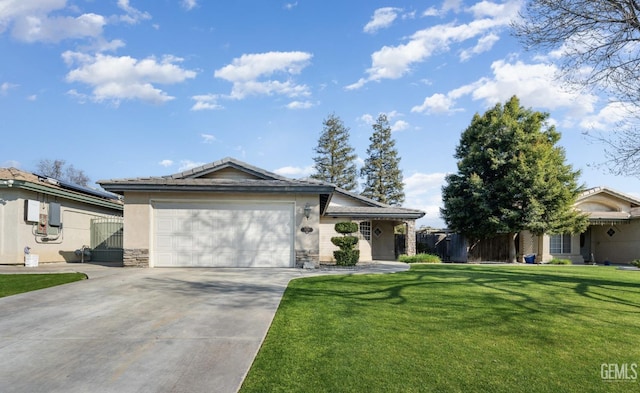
top-left (325, 206), bottom-right (425, 219)
top-left (97, 157), bottom-right (425, 220)
top-left (166, 157), bottom-right (291, 181)
top-left (98, 157), bottom-right (334, 194)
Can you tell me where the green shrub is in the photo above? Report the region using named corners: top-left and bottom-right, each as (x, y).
top-left (335, 222), bottom-right (359, 234)
top-left (549, 258), bottom-right (572, 265)
top-left (332, 221), bottom-right (359, 266)
top-left (631, 259), bottom-right (640, 268)
top-left (399, 253), bottom-right (441, 263)
top-left (331, 236), bottom-right (359, 249)
top-left (333, 250), bottom-right (360, 266)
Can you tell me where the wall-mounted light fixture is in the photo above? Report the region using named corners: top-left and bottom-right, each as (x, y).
top-left (304, 203), bottom-right (312, 219)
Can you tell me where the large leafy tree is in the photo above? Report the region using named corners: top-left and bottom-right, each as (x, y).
top-left (311, 113), bottom-right (358, 191)
top-left (36, 159), bottom-right (90, 187)
top-left (513, 0), bottom-right (640, 176)
top-left (441, 96), bottom-right (588, 262)
top-left (360, 114), bottom-right (405, 205)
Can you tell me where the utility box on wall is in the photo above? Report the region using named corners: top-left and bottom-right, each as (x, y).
top-left (49, 202), bottom-right (61, 227)
top-left (25, 200), bottom-right (40, 222)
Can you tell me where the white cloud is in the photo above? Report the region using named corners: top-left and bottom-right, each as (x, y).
top-left (359, 113), bottom-right (375, 125)
top-left (11, 12), bottom-right (106, 43)
top-left (364, 7), bottom-right (401, 34)
top-left (214, 51), bottom-right (312, 99)
top-left (283, 2), bottom-right (298, 10)
top-left (348, 0), bottom-right (520, 89)
top-left (191, 94), bottom-right (223, 111)
top-left (423, 0), bottom-right (462, 17)
top-left (27, 94), bottom-right (37, 101)
top-left (273, 165), bottom-right (314, 177)
top-left (359, 111), bottom-right (408, 130)
top-left (63, 52), bottom-right (197, 104)
top-left (286, 100), bottom-right (314, 109)
top-left (201, 133), bottom-right (216, 143)
top-left (459, 33), bottom-right (499, 61)
top-left (391, 120), bottom-right (410, 132)
top-left (404, 172), bottom-right (448, 228)
top-left (1, 82), bottom-right (18, 95)
top-left (1, 159), bottom-right (21, 168)
top-left (411, 93), bottom-right (460, 114)
top-left (0, 0), bottom-right (66, 34)
top-left (470, 60), bottom-right (597, 116)
top-left (579, 102), bottom-right (633, 131)
top-left (181, 0), bottom-right (198, 11)
top-left (0, 0), bottom-right (150, 43)
top-left (178, 160), bottom-right (205, 171)
top-left (115, 0), bottom-right (151, 24)
top-left (413, 59), bottom-right (599, 118)
top-left (159, 159), bottom-right (173, 167)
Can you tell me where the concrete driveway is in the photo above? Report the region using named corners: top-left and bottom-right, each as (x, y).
top-left (0, 262), bottom-right (408, 393)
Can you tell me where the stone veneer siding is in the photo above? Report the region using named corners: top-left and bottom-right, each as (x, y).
top-left (405, 220), bottom-right (417, 256)
top-left (123, 248), bottom-right (149, 267)
top-left (295, 249), bottom-right (319, 269)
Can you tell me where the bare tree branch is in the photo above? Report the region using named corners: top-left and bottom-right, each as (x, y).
top-left (513, 0), bottom-right (640, 177)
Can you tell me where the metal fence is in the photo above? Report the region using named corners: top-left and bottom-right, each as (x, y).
top-left (90, 217), bottom-right (124, 262)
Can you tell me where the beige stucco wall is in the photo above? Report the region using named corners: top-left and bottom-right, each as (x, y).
top-left (0, 188), bottom-right (122, 264)
top-left (371, 221), bottom-right (397, 260)
top-left (588, 222), bottom-right (640, 264)
top-left (122, 191), bottom-right (320, 267)
top-left (319, 218), bottom-right (373, 262)
top-left (518, 231), bottom-right (584, 264)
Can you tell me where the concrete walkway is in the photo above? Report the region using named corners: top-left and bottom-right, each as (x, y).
top-left (0, 261), bottom-right (408, 393)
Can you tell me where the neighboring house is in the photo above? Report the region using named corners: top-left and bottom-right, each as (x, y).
top-left (520, 187), bottom-right (640, 264)
top-left (0, 168), bottom-right (123, 265)
top-left (98, 157), bottom-right (424, 268)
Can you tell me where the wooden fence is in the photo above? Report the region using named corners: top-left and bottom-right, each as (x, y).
top-left (407, 231), bottom-right (515, 262)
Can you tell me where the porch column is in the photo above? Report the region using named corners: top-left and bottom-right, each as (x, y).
top-left (405, 220), bottom-right (417, 256)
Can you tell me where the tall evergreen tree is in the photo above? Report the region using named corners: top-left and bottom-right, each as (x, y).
top-left (311, 113), bottom-right (358, 191)
top-left (360, 114), bottom-right (405, 205)
top-left (441, 96), bottom-right (588, 262)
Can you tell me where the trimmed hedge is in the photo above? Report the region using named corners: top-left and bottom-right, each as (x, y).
top-left (332, 221), bottom-right (359, 266)
top-left (335, 221), bottom-right (359, 234)
top-left (331, 236), bottom-right (359, 249)
top-left (334, 250), bottom-right (360, 266)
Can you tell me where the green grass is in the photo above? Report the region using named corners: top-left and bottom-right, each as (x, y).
top-left (399, 253), bottom-right (442, 263)
top-left (0, 273), bottom-right (87, 297)
top-left (548, 258), bottom-right (572, 265)
top-left (240, 265), bottom-right (640, 393)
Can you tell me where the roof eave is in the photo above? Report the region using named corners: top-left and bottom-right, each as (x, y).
top-left (3, 180), bottom-right (123, 211)
top-left (325, 211), bottom-right (425, 220)
top-left (99, 183), bottom-right (335, 194)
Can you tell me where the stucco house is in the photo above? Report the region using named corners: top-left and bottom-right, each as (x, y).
top-left (98, 157), bottom-right (424, 268)
top-left (519, 187), bottom-right (640, 264)
top-left (0, 168), bottom-right (123, 265)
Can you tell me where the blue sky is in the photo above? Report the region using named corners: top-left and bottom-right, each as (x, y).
top-left (2, 0), bottom-right (639, 228)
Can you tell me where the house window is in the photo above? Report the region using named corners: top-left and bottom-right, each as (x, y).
top-left (359, 221), bottom-right (371, 240)
top-left (550, 234), bottom-right (571, 254)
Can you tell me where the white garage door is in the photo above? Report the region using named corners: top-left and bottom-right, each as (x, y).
top-left (153, 202), bottom-right (294, 267)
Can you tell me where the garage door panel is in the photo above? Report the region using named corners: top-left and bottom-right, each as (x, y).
top-left (153, 202), bottom-right (293, 267)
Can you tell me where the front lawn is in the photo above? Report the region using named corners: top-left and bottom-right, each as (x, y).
top-left (241, 265), bottom-right (640, 393)
top-left (0, 273), bottom-right (87, 298)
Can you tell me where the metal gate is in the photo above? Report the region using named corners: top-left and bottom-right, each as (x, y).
top-left (90, 217), bottom-right (124, 262)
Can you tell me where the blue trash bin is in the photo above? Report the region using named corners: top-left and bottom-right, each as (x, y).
top-left (524, 254), bottom-right (536, 264)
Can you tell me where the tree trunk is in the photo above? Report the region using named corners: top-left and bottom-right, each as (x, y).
top-left (509, 232), bottom-right (518, 263)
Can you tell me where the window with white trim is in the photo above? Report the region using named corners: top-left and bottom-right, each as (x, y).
top-left (550, 234), bottom-right (571, 254)
top-left (359, 221), bottom-right (371, 241)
